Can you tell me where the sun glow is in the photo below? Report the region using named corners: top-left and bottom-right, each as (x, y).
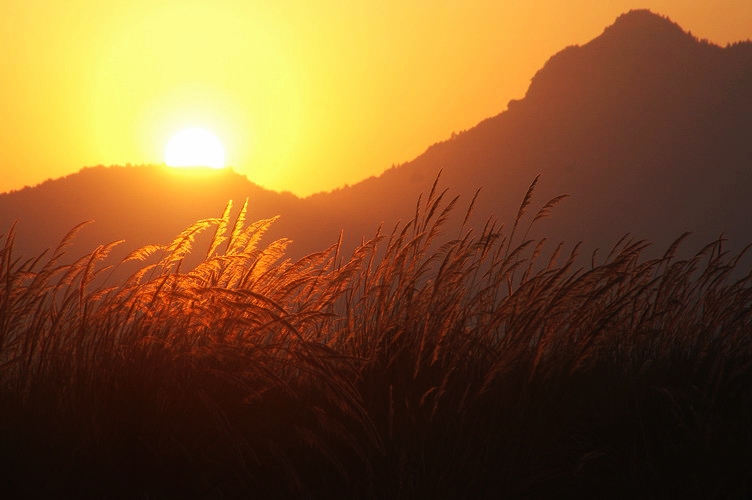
top-left (164, 128), bottom-right (226, 169)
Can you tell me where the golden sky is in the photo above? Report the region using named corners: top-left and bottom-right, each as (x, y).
top-left (2, 1), bottom-right (751, 197)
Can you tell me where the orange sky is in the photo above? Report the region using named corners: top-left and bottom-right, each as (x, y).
top-left (2, 1), bottom-right (751, 197)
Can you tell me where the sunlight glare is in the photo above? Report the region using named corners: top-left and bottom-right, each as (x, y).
top-left (164, 128), bottom-right (226, 169)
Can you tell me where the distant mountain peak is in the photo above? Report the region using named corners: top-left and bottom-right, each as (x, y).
top-left (522, 9), bottom-right (713, 105)
top-left (3, 10), bottom-right (751, 265)
top-left (600, 9), bottom-right (695, 45)
top-left (609, 9), bottom-right (680, 30)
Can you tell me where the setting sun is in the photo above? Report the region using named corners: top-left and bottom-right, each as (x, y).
top-left (164, 127), bottom-right (226, 169)
top-left (3, 2), bottom-right (752, 496)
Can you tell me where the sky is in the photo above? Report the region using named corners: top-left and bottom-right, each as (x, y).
top-left (2, 1), bottom-right (751, 197)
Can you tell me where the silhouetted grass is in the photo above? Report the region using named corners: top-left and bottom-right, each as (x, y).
top-left (1, 179), bottom-right (751, 498)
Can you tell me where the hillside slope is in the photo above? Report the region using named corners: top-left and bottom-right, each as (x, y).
top-left (1, 10), bottom-right (750, 263)
top-left (308, 9), bottom-right (752, 256)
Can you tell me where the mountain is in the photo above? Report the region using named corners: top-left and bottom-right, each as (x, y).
top-left (2, 9), bottom-right (751, 265)
top-left (0, 166), bottom-right (309, 263)
top-left (307, 9), bottom-right (752, 258)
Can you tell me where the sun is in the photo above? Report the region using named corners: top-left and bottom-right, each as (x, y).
top-left (164, 128), bottom-right (226, 169)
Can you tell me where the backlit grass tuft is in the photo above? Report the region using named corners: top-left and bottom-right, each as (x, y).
top-left (1, 179), bottom-right (751, 498)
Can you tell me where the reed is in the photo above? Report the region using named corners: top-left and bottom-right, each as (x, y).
top-left (1, 180), bottom-right (750, 498)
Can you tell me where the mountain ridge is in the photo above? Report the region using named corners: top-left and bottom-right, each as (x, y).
top-left (2, 9), bottom-right (751, 264)
top-left (311, 9), bottom-right (752, 252)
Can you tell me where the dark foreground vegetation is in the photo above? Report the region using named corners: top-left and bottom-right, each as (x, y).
top-left (1, 179), bottom-right (751, 498)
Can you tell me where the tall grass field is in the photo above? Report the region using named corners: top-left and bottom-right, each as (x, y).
top-left (1, 178), bottom-right (751, 498)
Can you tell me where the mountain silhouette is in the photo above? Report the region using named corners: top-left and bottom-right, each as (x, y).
top-left (307, 9), bottom-right (752, 257)
top-left (2, 9), bottom-right (751, 265)
top-left (0, 166), bottom-right (309, 264)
